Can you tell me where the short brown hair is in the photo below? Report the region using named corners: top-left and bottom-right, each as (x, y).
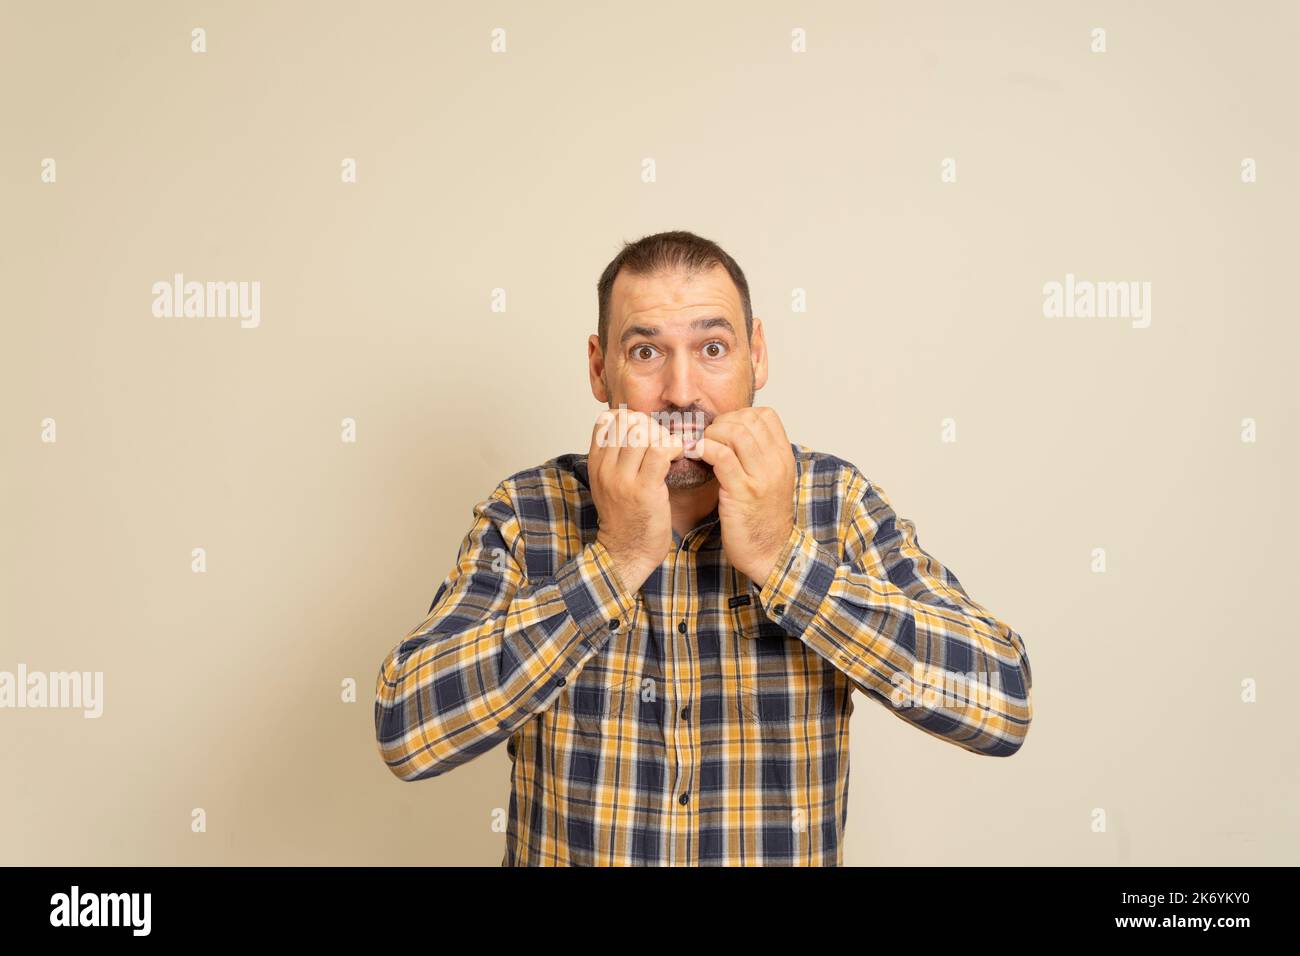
top-left (596, 230), bottom-right (752, 355)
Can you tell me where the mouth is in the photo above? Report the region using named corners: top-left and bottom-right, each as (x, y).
top-left (666, 419), bottom-right (707, 434)
top-left (670, 430), bottom-right (706, 460)
top-left (659, 413), bottom-right (709, 453)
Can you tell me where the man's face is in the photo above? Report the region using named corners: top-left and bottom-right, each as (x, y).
top-left (589, 264), bottom-right (768, 489)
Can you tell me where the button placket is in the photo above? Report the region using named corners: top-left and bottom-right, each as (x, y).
top-left (667, 527), bottom-right (710, 865)
top-left (666, 546), bottom-right (683, 864)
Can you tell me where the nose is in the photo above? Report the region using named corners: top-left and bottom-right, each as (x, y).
top-left (660, 350), bottom-right (700, 411)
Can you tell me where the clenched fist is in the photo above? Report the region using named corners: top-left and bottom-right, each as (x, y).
top-left (587, 408), bottom-right (685, 595)
top-left (691, 407), bottom-right (796, 587)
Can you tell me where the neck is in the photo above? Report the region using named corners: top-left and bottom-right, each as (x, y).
top-left (669, 478), bottom-right (719, 540)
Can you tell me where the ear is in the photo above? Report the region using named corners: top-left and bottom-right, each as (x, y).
top-left (588, 334), bottom-right (610, 402)
top-left (750, 317), bottom-right (769, 392)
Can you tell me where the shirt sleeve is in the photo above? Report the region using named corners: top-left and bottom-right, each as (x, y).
top-left (752, 469), bottom-right (1033, 757)
top-left (374, 483), bottom-right (642, 781)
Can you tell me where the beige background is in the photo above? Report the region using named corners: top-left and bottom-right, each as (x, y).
top-left (2, 0), bottom-right (1296, 865)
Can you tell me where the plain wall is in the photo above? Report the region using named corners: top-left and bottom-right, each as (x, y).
top-left (1, 0), bottom-right (1295, 864)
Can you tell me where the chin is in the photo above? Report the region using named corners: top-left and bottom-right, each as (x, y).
top-left (665, 460), bottom-right (715, 489)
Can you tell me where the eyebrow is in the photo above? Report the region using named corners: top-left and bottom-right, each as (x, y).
top-left (619, 316), bottom-right (737, 346)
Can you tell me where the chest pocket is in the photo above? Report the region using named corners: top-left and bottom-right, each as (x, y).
top-left (730, 596), bottom-right (838, 724)
top-left (561, 669), bottom-right (642, 732)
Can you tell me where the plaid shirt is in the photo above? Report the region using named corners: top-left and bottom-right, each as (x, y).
top-left (374, 443), bottom-right (1033, 866)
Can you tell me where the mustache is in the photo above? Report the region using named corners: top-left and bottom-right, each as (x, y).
top-left (649, 409), bottom-right (711, 430)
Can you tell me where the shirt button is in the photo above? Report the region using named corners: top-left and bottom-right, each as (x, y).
top-left (608, 619), bottom-right (620, 630)
top-left (677, 620), bottom-right (687, 634)
top-left (678, 792), bottom-right (690, 805)
top-left (680, 706), bottom-right (690, 721)
top-left (773, 604), bottom-right (785, 616)
top-left (556, 676), bottom-right (566, 687)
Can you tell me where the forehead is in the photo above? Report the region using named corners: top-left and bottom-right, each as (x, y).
top-left (609, 264), bottom-right (743, 334)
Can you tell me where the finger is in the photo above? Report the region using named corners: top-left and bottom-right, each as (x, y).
top-left (699, 419), bottom-right (764, 477)
top-left (753, 406), bottom-right (788, 448)
top-left (591, 410), bottom-right (614, 448)
top-left (691, 436), bottom-right (748, 492)
top-left (706, 408), bottom-right (767, 453)
top-left (639, 439), bottom-right (682, 484)
top-left (734, 407), bottom-right (793, 468)
top-left (589, 410), bottom-right (616, 487)
top-left (644, 415), bottom-right (686, 464)
top-left (595, 407), bottom-right (639, 487)
top-left (628, 413), bottom-right (684, 484)
top-left (611, 410), bottom-right (653, 484)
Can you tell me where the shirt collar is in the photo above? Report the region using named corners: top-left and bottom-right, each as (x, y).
top-left (672, 503), bottom-right (720, 549)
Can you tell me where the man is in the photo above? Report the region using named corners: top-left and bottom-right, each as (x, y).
top-left (374, 230), bottom-right (1034, 866)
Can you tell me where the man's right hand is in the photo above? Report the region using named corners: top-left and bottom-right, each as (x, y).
top-left (587, 408), bottom-right (684, 595)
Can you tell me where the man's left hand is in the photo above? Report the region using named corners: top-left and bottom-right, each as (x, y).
top-left (693, 407), bottom-right (796, 588)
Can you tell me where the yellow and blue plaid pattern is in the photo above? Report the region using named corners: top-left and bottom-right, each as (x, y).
top-left (374, 443), bottom-right (1033, 865)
